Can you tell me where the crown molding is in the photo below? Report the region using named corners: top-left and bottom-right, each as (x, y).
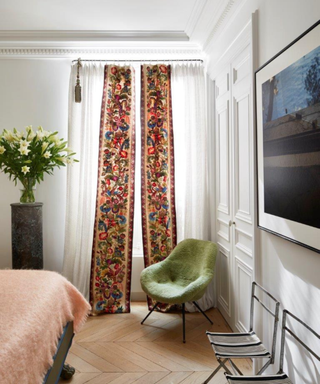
top-left (0, 41), bottom-right (204, 59)
top-left (203, 0), bottom-right (236, 50)
top-left (206, 19), bottom-right (251, 79)
top-left (204, 0), bottom-right (248, 55)
top-left (0, 30), bottom-right (189, 42)
top-left (185, 0), bottom-right (209, 38)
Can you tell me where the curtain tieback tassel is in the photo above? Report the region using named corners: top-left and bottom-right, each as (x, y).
top-left (75, 58), bottom-right (82, 103)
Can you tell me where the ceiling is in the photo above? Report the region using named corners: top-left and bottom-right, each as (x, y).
top-left (0, 0), bottom-right (196, 34)
top-left (0, 0), bottom-right (240, 62)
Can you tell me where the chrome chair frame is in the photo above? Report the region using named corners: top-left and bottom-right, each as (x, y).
top-left (204, 282), bottom-right (280, 383)
top-left (225, 309), bottom-right (320, 383)
top-left (279, 309), bottom-right (320, 373)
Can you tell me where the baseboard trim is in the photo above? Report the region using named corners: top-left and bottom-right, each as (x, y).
top-left (131, 292), bottom-right (147, 302)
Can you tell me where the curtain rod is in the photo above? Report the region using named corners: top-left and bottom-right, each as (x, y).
top-left (72, 59), bottom-right (203, 63)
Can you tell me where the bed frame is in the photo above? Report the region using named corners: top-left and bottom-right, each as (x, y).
top-left (43, 322), bottom-right (75, 384)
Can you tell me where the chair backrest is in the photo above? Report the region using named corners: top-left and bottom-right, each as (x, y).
top-left (279, 309), bottom-right (320, 373)
top-left (166, 238), bottom-right (217, 280)
top-left (250, 282), bottom-right (280, 363)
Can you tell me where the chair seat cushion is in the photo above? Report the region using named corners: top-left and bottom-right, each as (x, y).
top-left (225, 373), bottom-right (293, 383)
top-left (140, 277), bottom-right (207, 304)
top-left (206, 331), bottom-right (271, 358)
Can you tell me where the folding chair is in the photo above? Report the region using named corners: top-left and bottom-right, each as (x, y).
top-left (203, 282), bottom-right (280, 383)
top-left (225, 309), bottom-right (320, 383)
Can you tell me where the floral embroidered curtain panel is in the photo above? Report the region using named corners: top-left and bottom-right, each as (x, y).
top-left (90, 65), bottom-right (136, 314)
top-left (141, 65), bottom-right (177, 311)
top-left (63, 61), bottom-right (213, 315)
top-left (90, 64), bottom-right (177, 314)
top-left (140, 65), bottom-right (177, 266)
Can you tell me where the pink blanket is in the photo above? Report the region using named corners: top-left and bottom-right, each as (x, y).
top-left (0, 270), bottom-right (91, 384)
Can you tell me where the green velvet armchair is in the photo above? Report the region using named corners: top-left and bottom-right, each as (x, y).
top-left (140, 238), bottom-right (217, 342)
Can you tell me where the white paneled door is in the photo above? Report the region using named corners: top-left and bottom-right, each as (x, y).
top-left (215, 26), bottom-right (254, 332)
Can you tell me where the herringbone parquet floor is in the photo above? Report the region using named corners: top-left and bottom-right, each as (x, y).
top-left (61, 302), bottom-right (252, 384)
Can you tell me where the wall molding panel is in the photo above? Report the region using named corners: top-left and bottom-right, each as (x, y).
top-left (234, 256), bottom-right (253, 332)
top-left (217, 243), bottom-right (232, 317)
top-left (217, 218), bottom-right (230, 241)
top-left (235, 227), bottom-right (253, 258)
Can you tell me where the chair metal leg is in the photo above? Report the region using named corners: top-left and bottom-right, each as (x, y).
top-left (228, 359), bottom-right (243, 375)
top-left (256, 358), bottom-right (271, 375)
top-left (141, 302), bottom-right (160, 324)
top-left (203, 358), bottom-right (231, 384)
top-left (182, 303), bottom-right (186, 343)
top-left (193, 301), bottom-right (213, 325)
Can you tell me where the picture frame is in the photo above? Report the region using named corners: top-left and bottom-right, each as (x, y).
top-left (255, 20), bottom-right (320, 253)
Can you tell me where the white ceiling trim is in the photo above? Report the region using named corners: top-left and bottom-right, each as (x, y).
top-left (0, 30), bottom-right (189, 42)
top-left (203, 0), bottom-right (235, 50)
top-left (185, 0), bottom-right (209, 38)
top-left (0, 41), bottom-right (204, 59)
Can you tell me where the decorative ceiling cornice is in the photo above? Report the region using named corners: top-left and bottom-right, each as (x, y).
top-left (185, 0), bottom-right (209, 38)
top-left (0, 43), bottom-right (204, 59)
top-left (0, 30), bottom-right (189, 42)
top-left (203, 0), bottom-right (235, 50)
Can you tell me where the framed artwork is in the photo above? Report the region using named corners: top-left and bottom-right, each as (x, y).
top-left (255, 20), bottom-right (320, 253)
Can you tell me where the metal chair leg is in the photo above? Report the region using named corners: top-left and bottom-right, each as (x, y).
top-left (256, 358), bottom-right (271, 375)
top-left (182, 303), bottom-right (186, 343)
top-left (193, 301), bottom-right (213, 325)
top-left (228, 359), bottom-right (243, 375)
top-left (203, 358), bottom-right (231, 384)
top-left (141, 302), bottom-right (160, 324)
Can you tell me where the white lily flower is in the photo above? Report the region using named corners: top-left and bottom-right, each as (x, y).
top-left (64, 147), bottom-right (73, 153)
top-left (18, 146), bottom-right (31, 156)
top-left (15, 131), bottom-right (24, 140)
top-left (20, 139), bottom-right (30, 148)
top-left (66, 157), bottom-right (74, 164)
top-left (0, 146), bottom-right (6, 154)
top-left (49, 134), bottom-right (60, 144)
top-left (28, 131), bottom-right (36, 140)
top-left (42, 142), bottom-right (49, 153)
top-left (43, 151), bottom-right (52, 159)
top-left (21, 165), bottom-right (30, 174)
top-left (36, 131), bottom-right (46, 140)
top-left (3, 130), bottom-right (14, 142)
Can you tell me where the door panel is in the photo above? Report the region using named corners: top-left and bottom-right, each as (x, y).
top-left (215, 42), bottom-right (254, 332)
top-left (232, 45), bottom-right (254, 333)
top-left (215, 69), bottom-right (233, 326)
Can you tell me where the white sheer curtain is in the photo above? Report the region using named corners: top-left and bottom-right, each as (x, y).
top-left (62, 63), bottom-right (104, 299)
top-left (171, 62), bottom-right (216, 311)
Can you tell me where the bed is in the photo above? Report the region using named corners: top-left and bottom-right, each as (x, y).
top-left (0, 270), bottom-right (91, 384)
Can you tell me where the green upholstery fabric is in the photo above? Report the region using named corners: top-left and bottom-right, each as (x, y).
top-left (140, 239), bottom-right (217, 304)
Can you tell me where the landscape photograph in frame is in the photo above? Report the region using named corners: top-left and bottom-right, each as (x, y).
top-left (255, 20), bottom-right (320, 253)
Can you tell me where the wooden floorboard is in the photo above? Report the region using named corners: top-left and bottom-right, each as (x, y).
top-left (60, 302), bottom-right (252, 384)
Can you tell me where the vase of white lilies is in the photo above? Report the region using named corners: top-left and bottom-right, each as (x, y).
top-left (0, 126), bottom-right (78, 203)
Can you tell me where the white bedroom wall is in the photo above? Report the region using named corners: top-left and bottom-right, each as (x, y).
top-left (205, 0), bottom-right (320, 381)
top-left (0, 59), bottom-right (70, 272)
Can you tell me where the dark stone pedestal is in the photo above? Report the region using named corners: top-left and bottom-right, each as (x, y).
top-left (11, 203), bottom-right (43, 269)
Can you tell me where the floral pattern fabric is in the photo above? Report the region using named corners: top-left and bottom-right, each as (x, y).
top-left (141, 64), bottom-right (177, 308)
top-left (90, 65), bottom-right (135, 314)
